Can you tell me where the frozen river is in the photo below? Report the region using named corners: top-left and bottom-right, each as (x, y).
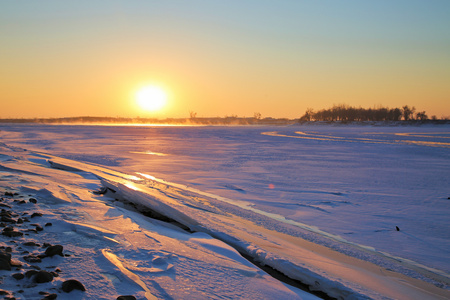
top-left (1, 123), bottom-right (449, 297)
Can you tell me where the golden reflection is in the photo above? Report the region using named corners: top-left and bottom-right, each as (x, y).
top-left (137, 173), bottom-right (156, 181)
top-left (130, 151), bottom-right (167, 156)
top-left (124, 182), bottom-right (140, 191)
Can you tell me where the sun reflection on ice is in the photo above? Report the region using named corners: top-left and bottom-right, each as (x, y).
top-left (130, 151), bottom-right (167, 156)
top-left (137, 173), bottom-right (157, 181)
top-left (125, 182), bottom-right (140, 191)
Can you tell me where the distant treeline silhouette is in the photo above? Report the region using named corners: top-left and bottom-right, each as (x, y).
top-left (0, 116), bottom-right (293, 126)
top-left (299, 105), bottom-right (434, 122)
top-left (0, 106), bottom-right (447, 125)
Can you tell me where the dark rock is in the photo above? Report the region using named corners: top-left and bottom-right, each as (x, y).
top-left (10, 259), bottom-right (22, 267)
top-left (1, 215), bottom-right (16, 223)
top-left (117, 296), bottom-right (137, 300)
top-left (5, 247), bottom-right (12, 252)
top-left (23, 241), bottom-right (40, 247)
top-left (45, 245), bottom-right (63, 257)
top-left (12, 273), bottom-right (24, 280)
top-left (5, 192), bottom-right (14, 197)
top-left (396, 226), bottom-right (400, 231)
top-left (3, 226), bottom-right (14, 232)
top-left (43, 243), bottom-right (51, 248)
top-left (25, 270), bottom-right (39, 278)
top-left (35, 225), bottom-right (44, 232)
top-left (61, 279), bottom-right (86, 292)
top-left (29, 198), bottom-right (37, 204)
top-left (17, 200), bottom-right (26, 204)
top-left (43, 293), bottom-right (57, 300)
top-left (2, 230), bottom-right (23, 237)
top-left (0, 289), bottom-right (9, 295)
top-left (45, 223), bottom-right (52, 227)
top-left (23, 254), bottom-right (42, 263)
top-left (31, 265), bottom-right (41, 270)
top-left (0, 250), bottom-right (12, 270)
top-left (34, 270), bottom-right (54, 283)
top-left (31, 212), bottom-right (43, 218)
top-left (55, 268), bottom-right (61, 273)
top-left (17, 218), bottom-right (23, 224)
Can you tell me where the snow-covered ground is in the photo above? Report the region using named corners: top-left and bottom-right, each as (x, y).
top-left (1, 123), bottom-right (449, 299)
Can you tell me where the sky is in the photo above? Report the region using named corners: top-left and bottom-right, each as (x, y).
top-left (1, 1), bottom-right (449, 119)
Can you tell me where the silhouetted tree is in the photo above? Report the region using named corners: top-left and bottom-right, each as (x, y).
top-left (402, 105), bottom-right (416, 121)
top-left (300, 108), bottom-right (314, 121)
top-left (388, 108), bottom-right (402, 121)
top-left (303, 104), bottom-right (427, 122)
top-left (416, 111), bottom-right (428, 121)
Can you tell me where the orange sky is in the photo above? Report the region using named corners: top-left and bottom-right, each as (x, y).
top-left (1, 1), bottom-right (449, 119)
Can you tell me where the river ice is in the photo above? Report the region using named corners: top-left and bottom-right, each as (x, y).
top-left (1, 123), bottom-right (449, 299)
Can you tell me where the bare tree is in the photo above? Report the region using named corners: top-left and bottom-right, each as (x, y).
top-left (416, 111), bottom-right (428, 121)
top-left (307, 105), bottom-right (427, 122)
top-left (300, 108), bottom-right (314, 121)
top-left (402, 105), bottom-right (416, 121)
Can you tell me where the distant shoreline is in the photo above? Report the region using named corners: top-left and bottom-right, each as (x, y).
top-left (0, 117), bottom-right (449, 126)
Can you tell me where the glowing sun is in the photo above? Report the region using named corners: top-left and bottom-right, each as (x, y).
top-left (136, 86), bottom-right (167, 111)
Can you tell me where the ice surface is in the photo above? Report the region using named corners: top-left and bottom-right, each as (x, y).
top-left (0, 142), bottom-right (315, 299)
top-left (1, 123), bottom-right (449, 299)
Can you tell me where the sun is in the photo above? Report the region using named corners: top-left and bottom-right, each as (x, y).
top-left (136, 86), bottom-right (168, 111)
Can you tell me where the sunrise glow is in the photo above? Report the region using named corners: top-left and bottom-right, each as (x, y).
top-left (1, 2), bottom-right (449, 119)
top-left (136, 86), bottom-right (168, 112)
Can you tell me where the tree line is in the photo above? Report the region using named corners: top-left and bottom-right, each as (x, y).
top-left (299, 105), bottom-right (434, 122)
top-left (1, 106), bottom-right (446, 125)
